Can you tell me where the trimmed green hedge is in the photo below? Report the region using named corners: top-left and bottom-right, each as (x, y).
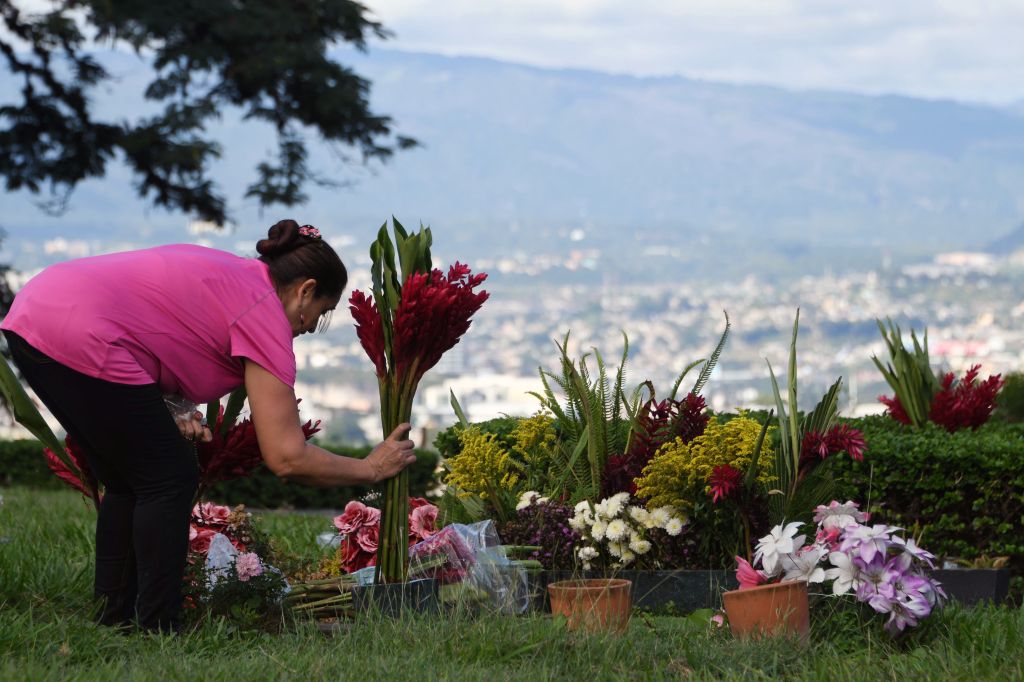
top-left (831, 416), bottom-right (1024, 582)
top-left (0, 439), bottom-right (439, 510)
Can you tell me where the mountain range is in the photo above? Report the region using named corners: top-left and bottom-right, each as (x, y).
top-left (2, 49), bottom-right (1024, 279)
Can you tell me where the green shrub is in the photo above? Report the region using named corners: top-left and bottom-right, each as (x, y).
top-left (0, 439), bottom-right (440, 510)
top-left (0, 439), bottom-right (67, 488)
top-left (433, 416), bottom-right (521, 458)
top-left (995, 372), bottom-right (1024, 423)
top-left (830, 416), bottom-right (1024, 591)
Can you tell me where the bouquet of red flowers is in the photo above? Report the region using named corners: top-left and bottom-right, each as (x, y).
top-left (349, 218), bottom-right (488, 582)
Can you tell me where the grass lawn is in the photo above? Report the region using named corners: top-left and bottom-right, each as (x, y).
top-left (1, 486), bottom-right (1021, 681)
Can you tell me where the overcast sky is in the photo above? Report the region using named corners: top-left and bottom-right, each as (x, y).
top-left (363, 0), bottom-right (1024, 105)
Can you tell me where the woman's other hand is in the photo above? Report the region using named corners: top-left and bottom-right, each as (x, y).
top-left (365, 423), bottom-right (418, 483)
top-left (175, 410), bottom-right (213, 443)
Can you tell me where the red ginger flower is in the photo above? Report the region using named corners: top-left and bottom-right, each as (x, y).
top-left (196, 402), bottom-right (321, 490)
top-left (349, 264), bottom-right (489, 383)
top-left (709, 465), bottom-right (743, 504)
top-left (349, 290), bottom-right (386, 377)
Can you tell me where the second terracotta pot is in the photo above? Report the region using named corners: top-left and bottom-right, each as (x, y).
top-left (722, 580), bottom-right (809, 639)
top-left (547, 578), bottom-right (632, 634)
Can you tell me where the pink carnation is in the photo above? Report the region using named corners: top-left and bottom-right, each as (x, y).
top-left (235, 552), bottom-right (264, 582)
top-left (332, 501), bottom-right (380, 536)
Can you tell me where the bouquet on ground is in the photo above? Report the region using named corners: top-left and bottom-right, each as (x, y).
top-left (183, 502), bottom-right (287, 624)
top-left (349, 218), bottom-right (488, 583)
top-left (329, 497), bottom-right (440, 574)
top-left (567, 492), bottom-right (689, 570)
top-left (734, 500), bottom-right (945, 635)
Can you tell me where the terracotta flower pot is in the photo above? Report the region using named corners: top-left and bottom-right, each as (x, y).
top-left (547, 578), bottom-right (632, 634)
top-left (722, 580), bottom-right (809, 639)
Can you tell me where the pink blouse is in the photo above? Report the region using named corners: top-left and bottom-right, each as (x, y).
top-left (1, 244), bottom-right (296, 403)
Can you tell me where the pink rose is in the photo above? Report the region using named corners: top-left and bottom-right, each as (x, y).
top-left (192, 502), bottom-right (231, 528)
top-left (332, 501), bottom-right (380, 536)
top-left (409, 503), bottom-right (439, 540)
top-left (235, 552), bottom-right (263, 582)
top-left (355, 524), bottom-right (379, 553)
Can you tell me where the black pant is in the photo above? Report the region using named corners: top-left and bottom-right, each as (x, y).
top-left (5, 331), bottom-right (198, 632)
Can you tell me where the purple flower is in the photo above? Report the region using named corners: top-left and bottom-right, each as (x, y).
top-left (840, 524), bottom-right (897, 564)
top-left (891, 535), bottom-right (936, 570)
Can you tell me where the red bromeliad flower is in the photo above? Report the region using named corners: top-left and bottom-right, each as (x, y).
top-left (709, 465), bottom-right (743, 504)
top-left (928, 365), bottom-right (1003, 432)
top-left (349, 264), bottom-right (489, 384)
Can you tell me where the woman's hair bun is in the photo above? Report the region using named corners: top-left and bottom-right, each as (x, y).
top-left (256, 219), bottom-right (303, 257)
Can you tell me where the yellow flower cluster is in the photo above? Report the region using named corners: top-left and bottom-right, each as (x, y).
top-left (445, 426), bottom-right (520, 498)
top-left (634, 415), bottom-right (775, 510)
top-left (510, 412), bottom-right (558, 471)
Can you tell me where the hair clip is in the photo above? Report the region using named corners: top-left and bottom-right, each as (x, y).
top-left (298, 225), bottom-right (321, 239)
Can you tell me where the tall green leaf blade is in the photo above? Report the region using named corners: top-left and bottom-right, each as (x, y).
top-left (691, 311), bottom-right (730, 396)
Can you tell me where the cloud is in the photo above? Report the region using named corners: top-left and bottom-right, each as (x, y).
top-left (366, 0), bottom-right (1024, 104)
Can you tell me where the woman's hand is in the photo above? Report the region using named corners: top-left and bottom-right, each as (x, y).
top-left (364, 423), bottom-right (418, 483)
top-left (175, 410), bottom-right (213, 444)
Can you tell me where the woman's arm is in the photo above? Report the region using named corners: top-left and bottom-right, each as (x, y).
top-left (244, 360), bottom-right (416, 487)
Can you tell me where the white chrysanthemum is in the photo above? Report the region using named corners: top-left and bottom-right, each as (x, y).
top-left (629, 538), bottom-right (652, 555)
top-left (578, 546), bottom-right (599, 560)
top-left (515, 490), bottom-right (540, 511)
top-left (574, 500), bottom-right (593, 515)
top-left (603, 495), bottom-right (626, 518)
top-left (591, 520), bottom-right (608, 541)
top-left (568, 515), bottom-right (587, 531)
top-left (581, 561), bottom-right (592, 570)
top-left (606, 519), bottom-right (627, 541)
top-left (619, 549), bottom-right (636, 565)
top-left (537, 496), bottom-right (549, 505)
top-left (593, 500), bottom-right (610, 520)
top-left (665, 518), bottom-right (684, 536)
top-left (607, 542), bottom-right (623, 557)
top-left (628, 506), bottom-right (651, 526)
top-left (650, 507), bottom-right (671, 528)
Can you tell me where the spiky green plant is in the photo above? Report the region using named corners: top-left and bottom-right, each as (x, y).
top-left (872, 318), bottom-right (942, 427)
top-left (764, 310), bottom-right (843, 525)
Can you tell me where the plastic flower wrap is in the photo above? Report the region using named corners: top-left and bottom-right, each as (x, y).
top-left (408, 525), bottom-right (477, 584)
top-left (734, 500), bottom-right (945, 635)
